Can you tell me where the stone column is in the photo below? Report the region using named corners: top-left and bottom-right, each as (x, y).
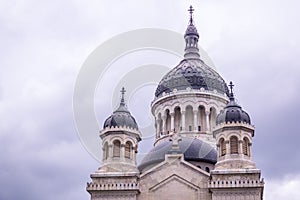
top-left (162, 115), bottom-right (167, 135)
top-left (170, 112), bottom-right (175, 132)
top-left (193, 110), bottom-right (198, 131)
top-left (156, 118), bottom-right (161, 138)
top-left (225, 141), bottom-right (230, 155)
top-left (133, 146), bottom-right (137, 164)
top-left (216, 144), bottom-right (220, 157)
top-left (108, 144), bottom-right (113, 162)
top-left (102, 146), bottom-right (105, 162)
top-left (249, 142), bottom-right (252, 158)
top-left (205, 110), bottom-right (210, 132)
top-left (181, 110), bottom-right (186, 131)
top-left (239, 140), bottom-right (243, 155)
top-left (120, 143), bottom-right (125, 161)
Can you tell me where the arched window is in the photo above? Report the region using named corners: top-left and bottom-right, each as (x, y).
top-left (185, 106), bottom-right (194, 132)
top-left (125, 141), bottom-right (132, 159)
top-left (243, 138), bottom-right (249, 156)
top-left (165, 109), bottom-right (171, 133)
top-left (219, 138), bottom-right (226, 156)
top-left (230, 136), bottom-right (238, 154)
top-left (174, 107), bottom-right (181, 133)
top-left (113, 140), bottom-right (121, 157)
top-left (209, 107), bottom-right (217, 130)
top-left (205, 167), bottom-right (210, 173)
top-left (198, 106), bottom-right (205, 131)
top-left (103, 142), bottom-right (109, 160)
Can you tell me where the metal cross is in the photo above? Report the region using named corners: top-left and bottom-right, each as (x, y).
top-left (188, 5), bottom-right (194, 15)
top-left (229, 81), bottom-right (234, 94)
top-left (188, 5), bottom-right (194, 24)
top-left (120, 87), bottom-right (126, 103)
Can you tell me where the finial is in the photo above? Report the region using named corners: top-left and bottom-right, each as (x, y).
top-left (188, 5), bottom-right (194, 24)
top-left (228, 81), bottom-right (235, 100)
top-left (120, 87), bottom-right (126, 105)
top-left (168, 133), bottom-right (182, 154)
top-left (184, 5), bottom-right (200, 59)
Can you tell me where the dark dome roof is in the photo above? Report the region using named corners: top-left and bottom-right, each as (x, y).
top-left (155, 59), bottom-right (229, 97)
top-left (155, 7), bottom-right (229, 98)
top-left (185, 23), bottom-right (199, 37)
top-left (103, 105), bottom-right (138, 129)
top-left (216, 94), bottom-right (251, 125)
top-left (103, 88), bottom-right (139, 130)
top-left (138, 137), bottom-right (217, 171)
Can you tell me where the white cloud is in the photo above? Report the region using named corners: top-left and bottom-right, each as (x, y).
top-left (266, 175), bottom-right (300, 200)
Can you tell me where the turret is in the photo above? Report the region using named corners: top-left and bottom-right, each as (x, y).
top-left (98, 87), bottom-right (141, 172)
top-left (213, 82), bottom-right (256, 169)
top-left (184, 5), bottom-right (200, 59)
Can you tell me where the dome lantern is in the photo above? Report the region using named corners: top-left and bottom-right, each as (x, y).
top-left (184, 5), bottom-right (200, 59)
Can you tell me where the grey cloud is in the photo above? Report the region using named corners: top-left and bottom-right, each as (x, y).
top-left (1, 0), bottom-right (300, 200)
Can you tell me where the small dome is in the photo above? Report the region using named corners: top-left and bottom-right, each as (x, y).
top-left (103, 88), bottom-right (139, 130)
top-left (216, 82), bottom-right (251, 125)
top-left (138, 137), bottom-right (217, 171)
top-left (103, 107), bottom-right (138, 129)
top-left (155, 59), bottom-right (229, 97)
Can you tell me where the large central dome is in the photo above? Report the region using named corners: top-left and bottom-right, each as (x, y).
top-left (155, 58), bottom-right (229, 97)
top-left (155, 9), bottom-right (229, 98)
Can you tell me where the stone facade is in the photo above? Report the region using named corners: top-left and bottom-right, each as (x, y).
top-left (138, 154), bottom-right (211, 200)
top-left (86, 6), bottom-right (264, 200)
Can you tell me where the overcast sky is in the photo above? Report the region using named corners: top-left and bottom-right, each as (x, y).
top-left (1, 0), bottom-right (300, 199)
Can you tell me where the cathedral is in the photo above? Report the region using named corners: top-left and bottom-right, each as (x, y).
top-left (86, 6), bottom-right (264, 200)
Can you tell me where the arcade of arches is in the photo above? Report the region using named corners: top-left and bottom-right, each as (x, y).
top-left (155, 105), bottom-right (217, 138)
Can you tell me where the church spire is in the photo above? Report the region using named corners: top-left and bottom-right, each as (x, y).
top-left (228, 81), bottom-right (235, 101)
top-left (114, 87), bottom-right (129, 113)
top-left (120, 87), bottom-right (126, 106)
top-left (184, 5), bottom-right (200, 59)
top-left (188, 5), bottom-right (194, 24)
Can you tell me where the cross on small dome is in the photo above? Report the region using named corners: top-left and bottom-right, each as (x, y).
top-left (120, 87), bottom-right (126, 105)
top-left (229, 81), bottom-right (234, 96)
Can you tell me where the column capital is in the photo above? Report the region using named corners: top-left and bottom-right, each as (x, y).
top-left (205, 110), bottom-right (210, 116)
top-left (120, 144), bottom-right (126, 147)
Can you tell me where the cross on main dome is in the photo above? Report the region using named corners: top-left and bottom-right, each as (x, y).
top-left (188, 5), bottom-right (194, 24)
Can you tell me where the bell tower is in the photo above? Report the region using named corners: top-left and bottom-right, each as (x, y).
top-left (87, 87), bottom-right (141, 199)
top-left (209, 82), bottom-right (264, 199)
